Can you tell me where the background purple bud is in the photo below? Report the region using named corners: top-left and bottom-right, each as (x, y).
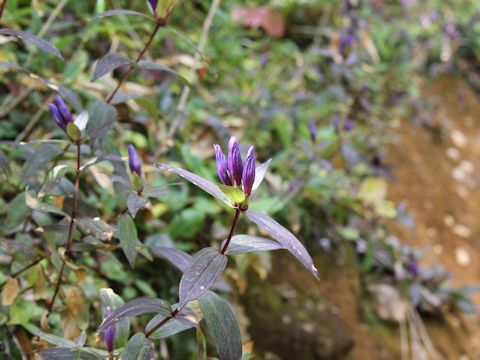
top-left (228, 136), bottom-right (243, 186)
top-left (54, 95), bottom-right (73, 124)
top-left (343, 118), bottom-right (355, 132)
top-left (128, 144), bottom-right (142, 176)
top-left (214, 144), bottom-right (232, 185)
top-left (103, 308), bottom-right (116, 353)
top-left (308, 121), bottom-right (318, 143)
top-left (242, 146), bottom-right (256, 196)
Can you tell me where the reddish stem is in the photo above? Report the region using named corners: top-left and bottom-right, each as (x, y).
top-left (220, 208), bottom-right (241, 254)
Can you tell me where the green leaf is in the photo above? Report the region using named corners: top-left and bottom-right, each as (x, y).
top-left (218, 185), bottom-right (245, 204)
top-left (118, 214), bottom-right (138, 267)
top-left (198, 291), bottom-right (242, 360)
top-left (196, 328), bottom-right (207, 360)
top-left (0, 29), bottom-right (64, 60)
top-left (5, 192), bottom-right (29, 229)
top-left (66, 122), bottom-right (81, 142)
top-left (25, 190), bottom-right (67, 216)
top-left (23, 325), bottom-right (77, 348)
top-left (121, 333), bottom-right (153, 360)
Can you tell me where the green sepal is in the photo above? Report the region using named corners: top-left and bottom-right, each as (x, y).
top-left (218, 184), bottom-right (246, 205)
top-left (66, 122), bottom-right (81, 142)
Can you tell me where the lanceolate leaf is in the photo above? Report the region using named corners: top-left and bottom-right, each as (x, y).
top-left (92, 9), bottom-right (154, 21)
top-left (245, 210), bottom-right (319, 279)
top-left (25, 190), bottom-right (67, 216)
top-left (222, 235), bottom-right (283, 255)
top-left (179, 248), bottom-right (227, 308)
top-left (93, 53), bottom-right (132, 82)
top-left (0, 29), bottom-right (64, 60)
top-left (87, 101), bottom-right (117, 150)
top-left (198, 291), bottom-right (242, 360)
top-left (39, 348), bottom-right (76, 360)
top-left (155, 164), bottom-right (231, 204)
top-left (117, 214), bottom-right (138, 267)
top-left (24, 325), bottom-right (77, 348)
top-left (121, 333), bottom-right (153, 360)
top-left (98, 298), bottom-right (171, 334)
top-left (252, 158), bottom-right (271, 192)
top-left (150, 246), bottom-right (193, 272)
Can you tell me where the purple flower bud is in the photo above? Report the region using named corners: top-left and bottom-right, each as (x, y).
top-left (103, 308), bottom-right (116, 353)
top-left (408, 257), bottom-right (420, 277)
top-left (242, 146), bottom-right (256, 197)
top-left (214, 144), bottom-right (232, 185)
top-left (332, 115), bottom-right (340, 132)
top-left (227, 136), bottom-right (243, 186)
top-left (54, 95), bottom-right (73, 124)
top-left (309, 121), bottom-right (318, 143)
top-left (49, 96), bottom-right (73, 132)
top-left (49, 103), bottom-right (66, 131)
top-left (128, 144), bottom-right (142, 176)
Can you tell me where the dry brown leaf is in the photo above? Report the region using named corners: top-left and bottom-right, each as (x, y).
top-left (1, 277), bottom-right (19, 306)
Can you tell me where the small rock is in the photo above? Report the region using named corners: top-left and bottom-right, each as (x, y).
top-left (455, 247), bottom-right (470, 266)
top-left (444, 215), bottom-right (455, 227)
top-left (451, 129), bottom-right (468, 148)
top-left (446, 147), bottom-right (460, 161)
top-left (453, 224), bottom-right (472, 238)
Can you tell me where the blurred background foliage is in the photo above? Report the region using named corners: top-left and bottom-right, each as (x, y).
top-left (1, 0), bottom-right (480, 358)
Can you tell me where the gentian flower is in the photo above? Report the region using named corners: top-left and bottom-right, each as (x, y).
top-left (128, 144), bottom-right (142, 176)
top-left (103, 308), bottom-right (116, 354)
top-left (213, 136), bottom-right (256, 199)
top-left (343, 118), bottom-right (355, 131)
top-left (49, 95), bottom-right (73, 132)
top-left (227, 137), bottom-right (243, 186)
top-left (242, 146), bottom-right (256, 197)
top-left (214, 144), bottom-right (232, 186)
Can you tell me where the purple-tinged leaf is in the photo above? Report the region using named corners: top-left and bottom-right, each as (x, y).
top-left (91, 10), bottom-right (154, 21)
top-left (98, 298), bottom-right (171, 334)
top-left (252, 158), bottom-right (271, 192)
top-left (198, 291), bottom-right (242, 360)
top-left (222, 235), bottom-right (283, 255)
top-left (179, 248), bottom-right (227, 308)
top-left (118, 214), bottom-right (138, 267)
top-left (145, 315), bottom-right (195, 340)
top-left (245, 210), bottom-right (319, 279)
top-left (76, 217), bottom-right (115, 241)
top-left (127, 192), bottom-right (148, 218)
top-left (87, 101), bottom-right (117, 150)
top-left (155, 164), bottom-right (231, 204)
top-left (39, 348), bottom-right (76, 360)
top-left (121, 333), bottom-right (153, 360)
top-left (93, 53), bottom-right (132, 82)
top-left (150, 246), bottom-right (192, 272)
top-left (0, 29), bottom-right (64, 61)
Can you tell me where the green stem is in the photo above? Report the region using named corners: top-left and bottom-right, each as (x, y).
top-left (47, 141), bottom-right (81, 316)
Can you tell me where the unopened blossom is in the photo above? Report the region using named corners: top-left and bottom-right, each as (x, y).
top-left (213, 136), bottom-right (256, 199)
top-left (242, 146), bottom-right (256, 197)
top-left (309, 121), bottom-right (318, 143)
top-left (49, 95), bottom-right (73, 131)
top-left (128, 144), bottom-right (142, 176)
top-left (103, 308), bottom-right (116, 353)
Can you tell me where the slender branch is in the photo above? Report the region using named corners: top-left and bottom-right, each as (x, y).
top-left (106, 23), bottom-right (162, 104)
top-left (0, 0), bottom-right (7, 22)
top-left (162, 0), bottom-right (221, 152)
top-left (220, 208), bottom-right (241, 254)
top-left (145, 308), bottom-right (179, 338)
top-left (10, 257), bottom-right (42, 278)
top-left (47, 141), bottom-right (82, 316)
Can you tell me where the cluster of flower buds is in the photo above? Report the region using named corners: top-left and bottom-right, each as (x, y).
top-left (49, 95), bottom-right (74, 132)
top-left (128, 144), bottom-right (142, 177)
top-left (103, 308), bottom-right (116, 354)
top-left (214, 136), bottom-right (256, 199)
